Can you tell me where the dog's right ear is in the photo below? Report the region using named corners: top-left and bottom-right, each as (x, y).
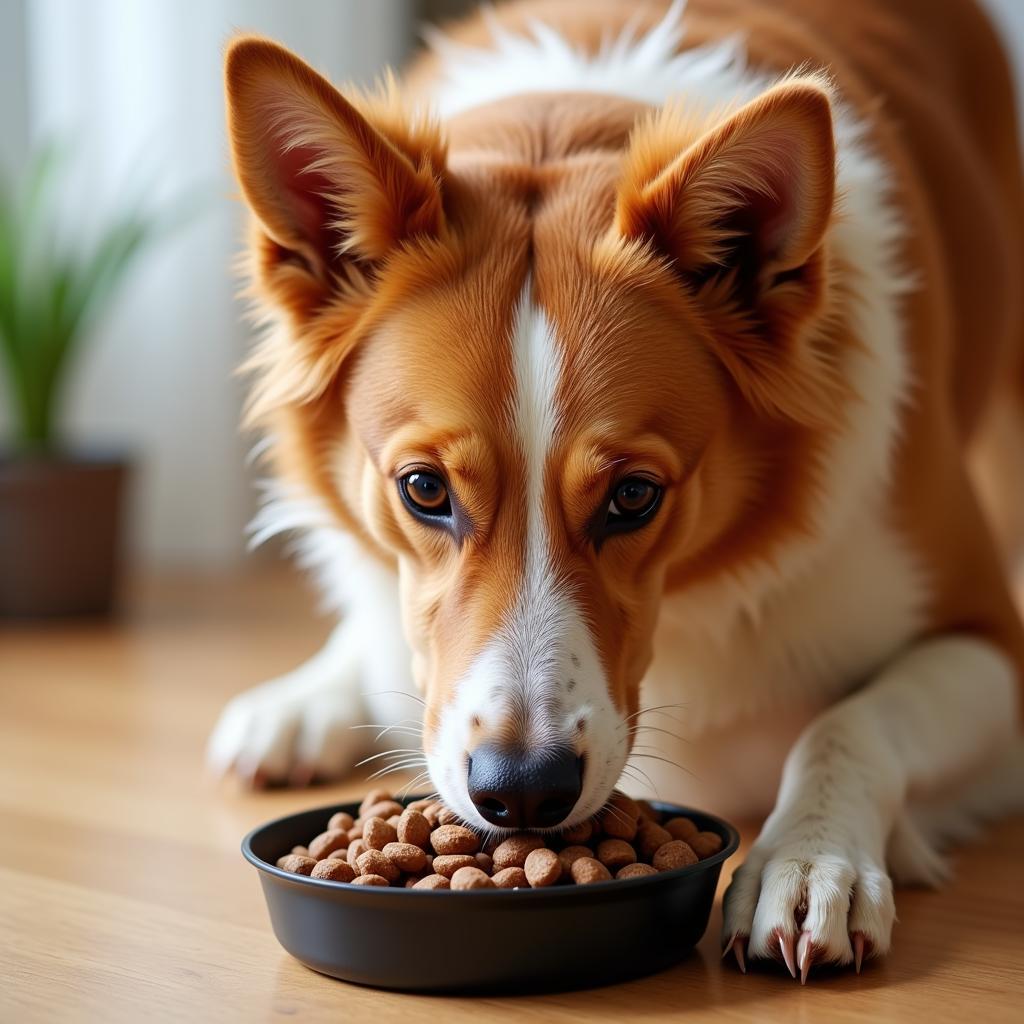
top-left (225, 37), bottom-right (446, 311)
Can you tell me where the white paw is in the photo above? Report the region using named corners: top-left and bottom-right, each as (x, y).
top-left (722, 828), bottom-right (896, 981)
top-left (206, 666), bottom-right (367, 786)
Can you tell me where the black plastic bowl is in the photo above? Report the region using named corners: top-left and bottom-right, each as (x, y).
top-left (243, 797), bottom-right (739, 993)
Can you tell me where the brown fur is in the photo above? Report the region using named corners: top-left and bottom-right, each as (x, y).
top-left (225, 0), bottom-right (1024, 750)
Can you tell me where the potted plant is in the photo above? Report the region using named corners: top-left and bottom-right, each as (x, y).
top-left (0, 146), bottom-right (172, 617)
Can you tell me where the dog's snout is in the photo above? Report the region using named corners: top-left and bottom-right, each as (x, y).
top-left (467, 744), bottom-right (583, 829)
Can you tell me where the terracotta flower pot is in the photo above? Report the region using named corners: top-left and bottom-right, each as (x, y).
top-left (0, 454), bottom-right (129, 618)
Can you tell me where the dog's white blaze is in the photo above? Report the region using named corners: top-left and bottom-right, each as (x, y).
top-left (426, 284), bottom-right (629, 831)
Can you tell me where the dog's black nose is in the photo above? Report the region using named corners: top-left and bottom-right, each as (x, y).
top-left (467, 744), bottom-right (583, 829)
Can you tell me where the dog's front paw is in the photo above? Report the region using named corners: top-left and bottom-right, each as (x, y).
top-left (721, 830), bottom-right (895, 982)
top-left (206, 670), bottom-right (366, 787)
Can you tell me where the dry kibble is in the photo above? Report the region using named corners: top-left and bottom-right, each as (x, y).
top-left (570, 857), bottom-right (612, 885)
top-left (492, 833), bottom-right (546, 870)
top-left (652, 840), bottom-right (698, 871)
top-left (327, 811), bottom-right (355, 833)
top-left (636, 800), bottom-right (658, 822)
top-left (431, 824), bottom-right (480, 855)
top-left (437, 805), bottom-right (462, 827)
top-left (362, 800), bottom-right (405, 821)
top-left (432, 854), bottom-right (478, 878)
top-left (636, 819), bottom-right (673, 859)
top-left (599, 793), bottom-right (640, 841)
top-left (450, 866), bottom-right (495, 890)
top-left (689, 831), bottom-right (723, 859)
top-left (596, 838), bottom-right (637, 871)
top-left (382, 842), bottom-right (428, 874)
top-left (616, 862), bottom-right (658, 880)
top-left (363, 816), bottom-right (399, 851)
top-left (559, 819), bottom-right (594, 844)
top-left (311, 858), bottom-right (355, 883)
top-left (281, 790), bottom-right (722, 893)
top-left (397, 809), bottom-right (432, 849)
top-left (492, 867), bottom-right (529, 889)
top-left (557, 845), bottom-right (594, 875)
top-left (308, 828), bottom-right (349, 860)
top-left (358, 789), bottom-right (393, 816)
top-left (276, 854), bottom-right (316, 875)
top-left (524, 847), bottom-right (562, 887)
top-left (347, 838), bottom-right (368, 867)
top-left (356, 849), bottom-right (401, 883)
top-left (664, 816), bottom-right (699, 842)
top-left (412, 874), bottom-right (450, 890)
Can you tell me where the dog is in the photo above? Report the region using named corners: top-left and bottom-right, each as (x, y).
top-left (209, 0), bottom-right (1024, 979)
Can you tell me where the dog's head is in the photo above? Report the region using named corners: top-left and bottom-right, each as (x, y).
top-left (226, 39), bottom-right (839, 829)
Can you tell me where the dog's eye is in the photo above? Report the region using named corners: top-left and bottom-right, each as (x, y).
top-left (399, 471), bottom-right (452, 519)
top-left (606, 477), bottom-right (662, 532)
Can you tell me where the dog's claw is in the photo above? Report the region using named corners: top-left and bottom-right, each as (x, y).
top-left (722, 933), bottom-right (747, 973)
top-left (852, 932), bottom-right (866, 974)
top-left (797, 931), bottom-right (813, 984)
top-left (779, 932), bottom-right (797, 978)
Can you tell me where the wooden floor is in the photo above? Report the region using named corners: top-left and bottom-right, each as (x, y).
top-left (2, 567), bottom-right (1022, 1023)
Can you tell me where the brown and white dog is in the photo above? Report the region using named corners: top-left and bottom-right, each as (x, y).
top-left (209, 0), bottom-right (1024, 979)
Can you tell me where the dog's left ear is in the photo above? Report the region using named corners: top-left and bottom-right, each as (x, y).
top-left (613, 78), bottom-right (837, 422)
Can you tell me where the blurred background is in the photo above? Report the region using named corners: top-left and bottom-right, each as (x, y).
top-left (0, 0), bottom-right (1021, 606)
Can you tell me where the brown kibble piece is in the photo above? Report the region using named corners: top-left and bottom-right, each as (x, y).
top-left (356, 849), bottom-right (401, 883)
top-left (327, 848), bottom-right (348, 860)
top-left (431, 824), bottom-right (480, 855)
top-left (559, 819), bottom-right (594, 844)
top-left (474, 852), bottom-right (493, 873)
top-left (490, 867), bottom-right (527, 889)
top-left (664, 816), bottom-right (699, 842)
top-left (412, 874), bottom-right (451, 890)
top-left (557, 845), bottom-right (594, 875)
top-left (276, 854), bottom-right (316, 875)
top-left (363, 816), bottom-right (399, 851)
top-left (596, 838), bottom-right (637, 871)
top-left (422, 803), bottom-right (442, 827)
top-left (599, 793), bottom-right (640, 841)
top-left (652, 840), bottom-right (698, 871)
top-left (290, 845), bottom-right (310, 857)
top-left (431, 854), bottom-right (478, 878)
top-left (636, 819), bottom-right (673, 859)
top-left (492, 833), bottom-right (546, 870)
top-left (616, 862), bottom-right (658, 880)
top-left (327, 811), bottom-right (355, 833)
top-left (362, 800), bottom-right (405, 821)
top-left (524, 847), bottom-right (562, 887)
top-left (311, 858), bottom-right (355, 883)
top-left (308, 828), bottom-right (349, 860)
top-left (406, 797), bottom-right (434, 812)
top-left (347, 838), bottom-right (368, 866)
top-left (437, 805), bottom-right (462, 826)
top-left (397, 808), bottom-right (432, 849)
top-left (636, 800), bottom-right (658, 822)
top-left (358, 788), bottom-right (393, 815)
top-left (352, 874), bottom-right (390, 886)
top-left (347, 825), bottom-right (363, 843)
top-left (689, 831), bottom-right (723, 859)
top-left (382, 842), bottom-right (428, 873)
top-left (570, 857), bottom-right (612, 885)
top-left (450, 866), bottom-right (495, 890)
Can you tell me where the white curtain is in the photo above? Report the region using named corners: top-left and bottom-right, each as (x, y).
top-left (6, 0), bottom-right (413, 565)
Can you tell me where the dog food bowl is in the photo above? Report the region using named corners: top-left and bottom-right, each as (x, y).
top-left (243, 797), bottom-right (739, 993)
